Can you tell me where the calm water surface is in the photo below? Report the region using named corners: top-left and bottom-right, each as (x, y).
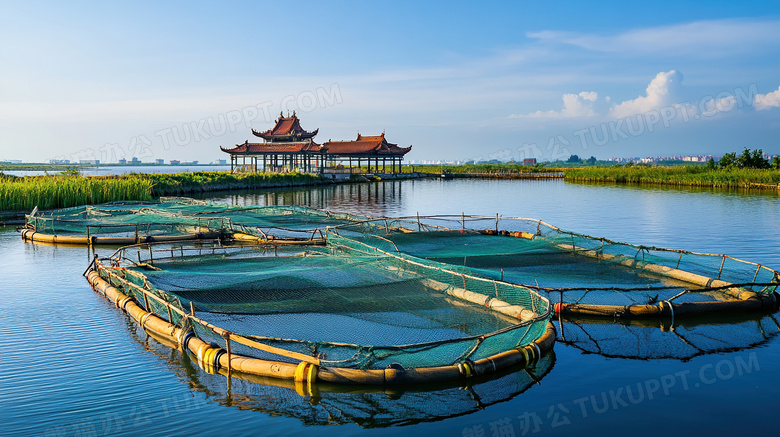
top-left (2, 179), bottom-right (779, 436)
top-left (4, 165), bottom-right (231, 177)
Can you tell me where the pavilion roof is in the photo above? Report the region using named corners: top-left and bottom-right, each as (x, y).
top-left (220, 140), bottom-right (321, 154)
top-left (252, 112), bottom-right (318, 141)
top-left (321, 133), bottom-right (412, 156)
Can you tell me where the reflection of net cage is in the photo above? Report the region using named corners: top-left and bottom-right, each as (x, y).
top-left (85, 241), bottom-right (553, 386)
top-left (556, 313), bottom-right (780, 361)
top-left (121, 313), bottom-right (556, 428)
top-left (21, 197), bottom-right (371, 245)
top-left (332, 215), bottom-right (779, 319)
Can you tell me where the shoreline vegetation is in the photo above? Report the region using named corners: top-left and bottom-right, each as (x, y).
top-left (0, 171), bottom-right (327, 212)
top-left (562, 166), bottom-right (780, 189)
top-left (1, 162), bottom-right (778, 216)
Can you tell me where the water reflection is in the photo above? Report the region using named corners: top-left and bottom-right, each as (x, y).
top-left (199, 180), bottom-right (408, 217)
top-left (555, 311), bottom-right (780, 361)
top-left (124, 314), bottom-right (555, 428)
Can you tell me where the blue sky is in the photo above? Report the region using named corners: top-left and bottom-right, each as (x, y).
top-left (1, 0), bottom-right (779, 163)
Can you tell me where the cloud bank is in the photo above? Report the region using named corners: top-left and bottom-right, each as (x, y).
top-left (754, 85), bottom-right (780, 110)
top-left (609, 70), bottom-right (683, 118)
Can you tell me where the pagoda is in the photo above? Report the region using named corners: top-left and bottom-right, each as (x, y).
top-left (251, 111), bottom-right (319, 142)
top-left (322, 133), bottom-right (412, 174)
top-left (220, 112), bottom-right (412, 174)
top-left (220, 111), bottom-right (323, 173)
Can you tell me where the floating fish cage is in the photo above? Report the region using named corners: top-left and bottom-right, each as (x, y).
top-left (330, 214), bottom-right (779, 319)
top-left (85, 240), bottom-right (554, 386)
top-left (22, 197), bottom-right (371, 246)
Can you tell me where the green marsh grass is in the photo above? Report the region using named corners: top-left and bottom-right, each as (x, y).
top-left (0, 171), bottom-right (325, 211)
top-left (564, 166), bottom-right (780, 189)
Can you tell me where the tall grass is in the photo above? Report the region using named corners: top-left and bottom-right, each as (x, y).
top-left (146, 171), bottom-right (323, 195)
top-left (564, 166), bottom-right (780, 188)
top-left (399, 163), bottom-right (553, 174)
top-left (0, 175), bottom-right (154, 211)
top-left (0, 171), bottom-right (326, 212)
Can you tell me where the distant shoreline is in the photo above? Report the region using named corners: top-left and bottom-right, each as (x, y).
top-left (563, 166), bottom-right (780, 191)
top-left (0, 170), bottom-right (429, 218)
top-left (0, 163), bottom-right (226, 171)
top-left (2, 165), bottom-right (778, 221)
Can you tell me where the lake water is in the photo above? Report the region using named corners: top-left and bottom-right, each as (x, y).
top-left (2, 179), bottom-right (779, 436)
top-left (3, 165), bottom-right (231, 177)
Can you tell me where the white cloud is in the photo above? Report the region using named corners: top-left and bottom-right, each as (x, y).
top-left (512, 91), bottom-right (600, 118)
top-left (754, 85), bottom-right (780, 110)
top-left (527, 19), bottom-right (780, 57)
top-left (609, 70), bottom-right (682, 118)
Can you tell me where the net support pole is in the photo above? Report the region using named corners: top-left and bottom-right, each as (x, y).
top-left (718, 255), bottom-right (726, 279)
top-left (223, 331), bottom-right (232, 374)
top-left (751, 264), bottom-right (762, 290)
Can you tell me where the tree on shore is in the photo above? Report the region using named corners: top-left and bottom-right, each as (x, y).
top-left (719, 148), bottom-right (770, 169)
top-left (718, 152), bottom-right (737, 168)
top-left (737, 148), bottom-right (769, 169)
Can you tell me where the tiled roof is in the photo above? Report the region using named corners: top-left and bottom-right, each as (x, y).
top-left (322, 133), bottom-right (412, 156)
top-left (221, 140), bottom-right (321, 154)
top-left (252, 113), bottom-right (318, 139)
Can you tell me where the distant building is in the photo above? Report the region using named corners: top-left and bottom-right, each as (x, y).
top-left (131, 157), bottom-right (142, 164)
top-left (221, 112), bottom-right (411, 174)
top-left (118, 158), bottom-right (127, 164)
top-left (214, 159), bottom-right (227, 165)
top-left (522, 158), bottom-right (537, 166)
top-left (49, 159), bottom-right (70, 164)
top-left (155, 159), bottom-right (165, 165)
top-left (170, 160), bottom-right (180, 165)
top-left (2, 159), bottom-right (22, 164)
top-left (79, 159), bottom-right (100, 165)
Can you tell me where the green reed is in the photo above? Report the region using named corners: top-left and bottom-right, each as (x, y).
top-left (564, 166), bottom-right (780, 188)
top-left (0, 171), bottom-right (326, 212)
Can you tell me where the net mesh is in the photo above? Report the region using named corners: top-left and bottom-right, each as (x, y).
top-left (26, 197), bottom-right (372, 240)
top-left (122, 313), bottom-right (556, 428)
top-left (98, 241), bottom-right (551, 370)
top-left (332, 215), bottom-right (779, 307)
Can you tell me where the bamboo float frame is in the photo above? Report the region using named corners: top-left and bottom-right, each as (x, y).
top-left (326, 215), bottom-right (778, 319)
top-left (474, 229), bottom-right (779, 318)
top-left (84, 253), bottom-right (554, 386)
